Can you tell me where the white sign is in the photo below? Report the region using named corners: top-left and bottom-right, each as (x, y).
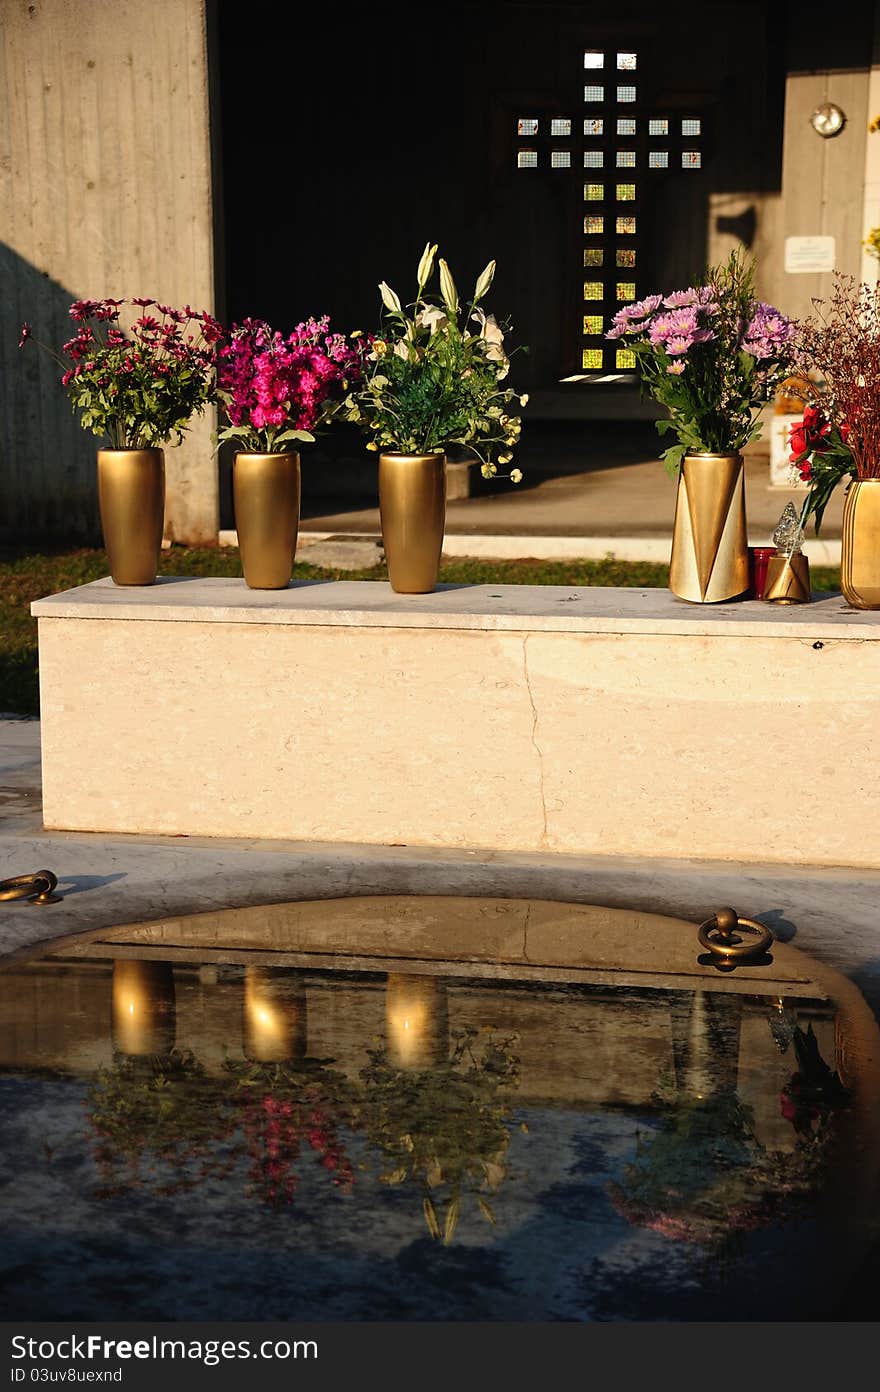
top-left (785, 235), bottom-right (836, 274)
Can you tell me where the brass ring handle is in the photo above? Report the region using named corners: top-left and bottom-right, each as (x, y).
top-left (0, 871), bottom-right (62, 905)
top-left (698, 907), bottom-right (773, 962)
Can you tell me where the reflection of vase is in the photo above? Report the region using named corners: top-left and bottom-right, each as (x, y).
top-left (233, 452), bottom-right (301, 589)
top-left (841, 480), bottom-right (880, 609)
top-left (670, 990), bottom-right (743, 1099)
top-left (385, 973), bottom-right (449, 1068)
top-left (111, 960), bottom-right (176, 1056)
top-left (243, 968), bottom-right (307, 1063)
top-left (378, 453), bottom-right (446, 594)
top-left (669, 453), bottom-right (748, 603)
top-left (97, 449), bottom-right (165, 586)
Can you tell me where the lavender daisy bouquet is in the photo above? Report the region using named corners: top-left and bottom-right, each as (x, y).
top-left (607, 251), bottom-right (794, 474)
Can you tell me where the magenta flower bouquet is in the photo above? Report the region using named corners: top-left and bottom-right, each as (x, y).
top-left (607, 251), bottom-right (794, 473)
top-left (218, 316), bottom-right (365, 452)
top-left (20, 297), bottom-right (222, 447)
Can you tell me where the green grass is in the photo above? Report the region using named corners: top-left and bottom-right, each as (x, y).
top-left (0, 546), bottom-right (842, 717)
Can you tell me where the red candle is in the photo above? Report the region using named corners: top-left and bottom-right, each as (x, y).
top-left (748, 546), bottom-right (777, 599)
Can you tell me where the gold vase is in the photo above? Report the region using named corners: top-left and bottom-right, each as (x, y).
top-left (841, 480), bottom-right (880, 609)
top-left (668, 452), bottom-right (749, 603)
top-left (233, 451), bottom-right (300, 589)
top-left (378, 452), bottom-right (446, 594)
top-left (764, 552), bottom-right (811, 604)
top-left (97, 448), bottom-right (165, 586)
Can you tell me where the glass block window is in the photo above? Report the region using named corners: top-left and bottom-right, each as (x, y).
top-left (583, 315), bottom-right (603, 334)
top-left (616, 248), bottom-right (636, 267)
top-left (584, 215), bottom-right (604, 233)
top-left (682, 150), bottom-right (702, 168)
top-left (551, 118), bottom-right (572, 136)
top-left (682, 118), bottom-right (701, 136)
top-left (649, 119), bottom-right (668, 136)
top-left (617, 85), bottom-right (636, 102)
top-left (649, 150), bottom-right (669, 168)
top-left (551, 150), bottom-right (572, 168)
top-left (583, 51), bottom-right (604, 68)
top-left (617, 52), bottom-right (637, 70)
top-left (517, 118), bottom-right (538, 136)
top-left (582, 348), bottom-right (604, 368)
top-left (616, 183), bottom-right (636, 200)
top-left (584, 85), bottom-right (605, 102)
top-left (616, 150), bottom-right (636, 167)
top-left (583, 282), bottom-right (603, 300)
top-left (584, 183), bottom-right (604, 200)
top-left (517, 150), bottom-right (538, 168)
top-left (584, 248), bottom-right (604, 266)
top-left (616, 215), bottom-right (636, 233)
top-left (584, 150), bottom-right (604, 168)
top-left (584, 118), bottom-right (604, 135)
top-left (617, 118), bottom-right (636, 135)
top-left (616, 348), bottom-right (637, 369)
top-left (617, 281), bottom-right (636, 300)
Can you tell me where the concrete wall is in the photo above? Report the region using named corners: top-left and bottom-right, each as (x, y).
top-left (1, 0), bottom-right (218, 544)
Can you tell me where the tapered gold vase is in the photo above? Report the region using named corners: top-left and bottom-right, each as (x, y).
top-left (378, 452), bottom-right (446, 594)
top-left (668, 452), bottom-right (749, 603)
top-left (97, 448), bottom-right (165, 586)
top-left (234, 451), bottom-right (300, 589)
top-left (841, 480), bottom-right (880, 609)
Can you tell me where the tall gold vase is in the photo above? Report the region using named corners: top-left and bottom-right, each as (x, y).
top-left (97, 448), bottom-right (165, 586)
top-left (841, 480), bottom-right (880, 609)
top-left (234, 451), bottom-right (300, 589)
top-left (378, 452), bottom-right (446, 594)
top-left (669, 451), bottom-right (749, 603)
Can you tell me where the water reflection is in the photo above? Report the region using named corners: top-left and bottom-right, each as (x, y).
top-left (110, 961), bottom-right (176, 1057)
top-left (242, 967), bottom-right (307, 1063)
top-left (0, 942), bottom-right (874, 1321)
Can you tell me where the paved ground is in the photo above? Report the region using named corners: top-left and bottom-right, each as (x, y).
top-left (296, 421), bottom-right (843, 547)
top-left (3, 718), bottom-right (879, 1020)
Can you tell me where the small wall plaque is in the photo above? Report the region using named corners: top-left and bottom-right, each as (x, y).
top-left (785, 236), bottom-right (836, 274)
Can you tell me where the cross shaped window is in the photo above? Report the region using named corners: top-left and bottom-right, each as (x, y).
top-left (514, 46), bottom-right (704, 378)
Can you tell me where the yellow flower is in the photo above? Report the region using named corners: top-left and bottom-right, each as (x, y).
top-left (519, 393), bottom-right (529, 407)
top-left (510, 468), bottom-right (523, 484)
top-left (366, 441), bottom-right (379, 451)
top-left (498, 452), bottom-right (513, 465)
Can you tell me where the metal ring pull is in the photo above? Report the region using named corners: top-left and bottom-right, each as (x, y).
top-left (0, 871), bottom-right (62, 905)
top-left (698, 906), bottom-right (773, 963)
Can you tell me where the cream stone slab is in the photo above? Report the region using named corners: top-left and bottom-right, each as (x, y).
top-left (30, 575), bottom-right (880, 640)
top-left (32, 579), bottom-right (880, 866)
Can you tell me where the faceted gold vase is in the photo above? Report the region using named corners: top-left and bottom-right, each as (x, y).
top-left (97, 448), bottom-right (165, 586)
top-left (378, 452), bottom-right (446, 594)
top-left (234, 452), bottom-right (301, 589)
top-left (669, 452), bottom-right (749, 603)
top-left (841, 480), bottom-right (880, 609)
top-left (764, 552), bottom-right (811, 604)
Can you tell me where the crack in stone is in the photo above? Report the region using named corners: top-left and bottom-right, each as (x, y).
top-left (522, 635), bottom-right (548, 847)
top-left (522, 898), bottom-right (533, 963)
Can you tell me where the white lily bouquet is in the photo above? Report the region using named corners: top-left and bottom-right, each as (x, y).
top-left (344, 242), bottom-right (527, 479)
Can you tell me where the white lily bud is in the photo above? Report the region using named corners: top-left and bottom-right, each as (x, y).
top-left (474, 259), bottom-right (496, 301)
top-left (417, 242), bottom-right (438, 287)
top-left (438, 259), bottom-right (459, 313)
top-left (379, 282), bottom-right (402, 313)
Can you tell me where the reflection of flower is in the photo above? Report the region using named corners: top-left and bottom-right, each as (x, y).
top-left (359, 1027), bottom-right (521, 1243)
top-left (779, 1023), bottom-right (849, 1139)
top-left (87, 1051), bottom-right (356, 1207)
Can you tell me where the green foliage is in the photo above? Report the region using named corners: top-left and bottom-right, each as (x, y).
top-left (344, 244), bottom-right (528, 479)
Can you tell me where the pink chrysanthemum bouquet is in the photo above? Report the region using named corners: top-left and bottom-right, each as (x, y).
top-left (606, 251), bottom-right (794, 474)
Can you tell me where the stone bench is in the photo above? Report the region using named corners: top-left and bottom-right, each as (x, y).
top-left (32, 579), bottom-right (880, 868)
